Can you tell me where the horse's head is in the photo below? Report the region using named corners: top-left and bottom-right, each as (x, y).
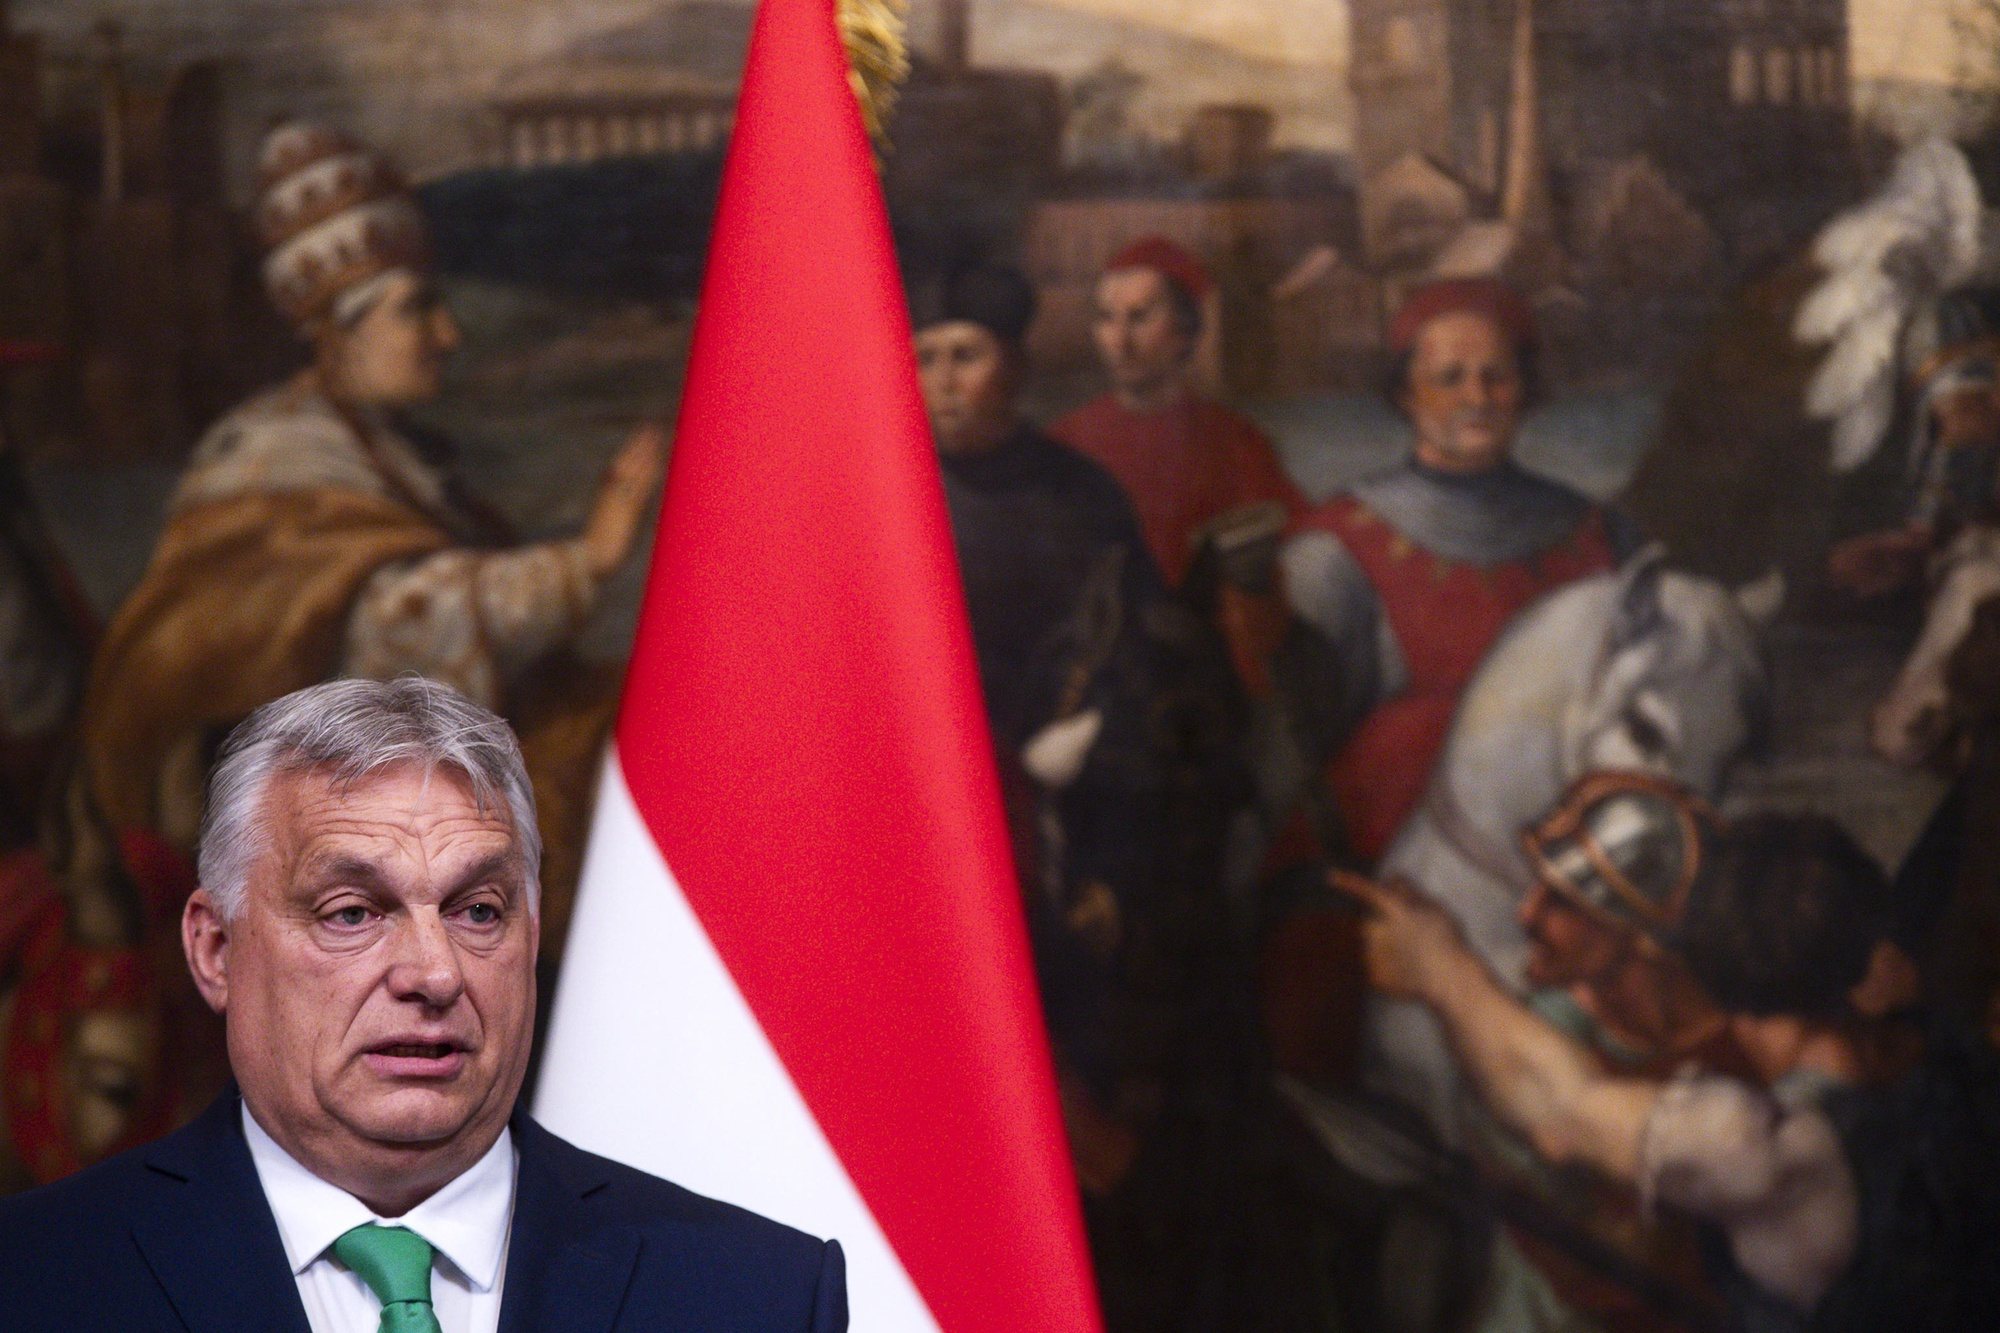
top-left (1873, 526), bottom-right (2000, 768)
top-left (1557, 551), bottom-right (1777, 799)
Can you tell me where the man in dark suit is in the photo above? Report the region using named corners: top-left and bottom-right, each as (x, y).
top-left (0, 676), bottom-right (847, 1331)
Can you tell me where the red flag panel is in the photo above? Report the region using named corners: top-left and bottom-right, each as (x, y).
top-left (613, 2), bottom-right (1103, 1327)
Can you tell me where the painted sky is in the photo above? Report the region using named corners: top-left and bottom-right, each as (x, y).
top-left (1037, 0), bottom-right (1976, 85)
top-left (1848, 0), bottom-right (1986, 85)
top-left (7, 0), bottom-right (1990, 189)
top-left (14, 1), bottom-right (1981, 85)
top-left (1031, 0), bottom-right (1347, 68)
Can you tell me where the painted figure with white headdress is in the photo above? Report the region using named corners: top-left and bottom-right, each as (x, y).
top-left (76, 122), bottom-right (664, 943)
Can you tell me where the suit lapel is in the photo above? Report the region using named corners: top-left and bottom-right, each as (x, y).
top-left (497, 1116), bottom-right (641, 1333)
top-left (126, 1091), bottom-right (313, 1332)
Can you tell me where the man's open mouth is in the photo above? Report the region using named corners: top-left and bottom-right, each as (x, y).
top-left (363, 1040), bottom-right (469, 1076)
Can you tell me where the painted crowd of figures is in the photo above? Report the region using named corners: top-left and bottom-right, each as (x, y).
top-left (4, 119), bottom-right (2000, 1332)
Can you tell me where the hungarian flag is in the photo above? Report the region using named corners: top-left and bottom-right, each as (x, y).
top-left (532, 1), bottom-right (1102, 1328)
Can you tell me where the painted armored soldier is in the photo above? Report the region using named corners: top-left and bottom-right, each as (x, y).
top-left (1281, 279), bottom-right (1641, 864)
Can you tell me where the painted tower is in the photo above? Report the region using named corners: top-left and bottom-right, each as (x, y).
top-left (1349, 0), bottom-right (1851, 262)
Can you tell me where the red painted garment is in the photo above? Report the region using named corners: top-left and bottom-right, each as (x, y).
top-left (1050, 391), bottom-right (1305, 588)
top-left (0, 830), bottom-right (195, 1182)
top-left (1301, 495), bottom-right (1619, 863)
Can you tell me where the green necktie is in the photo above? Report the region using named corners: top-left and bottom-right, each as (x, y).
top-left (332, 1223), bottom-right (445, 1333)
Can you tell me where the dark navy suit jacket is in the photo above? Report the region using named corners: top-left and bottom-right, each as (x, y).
top-left (0, 1091), bottom-right (847, 1331)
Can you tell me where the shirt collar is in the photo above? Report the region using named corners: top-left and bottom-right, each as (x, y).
top-left (242, 1102), bottom-right (518, 1292)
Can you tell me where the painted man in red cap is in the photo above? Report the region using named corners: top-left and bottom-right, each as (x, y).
top-left (1281, 278), bottom-right (1640, 865)
top-left (1051, 239), bottom-right (1305, 684)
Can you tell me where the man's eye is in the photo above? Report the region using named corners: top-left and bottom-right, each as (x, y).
top-left (330, 905), bottom-right (371, 928)
top-left (463, 902), bottom-right (501, 926)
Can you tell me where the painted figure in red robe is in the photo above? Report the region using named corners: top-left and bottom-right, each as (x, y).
top-left (1050, 236), bottom-right (1306, 693)
top-left (1281, 279), bottom-right (1641, 864)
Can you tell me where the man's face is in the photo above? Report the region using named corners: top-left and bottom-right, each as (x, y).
top-left (320, 270), bottom-right (461, 407)
top-left (1933, 382), bottom-right (2000, 454)
top-left (916, 320), bottom-right (1015, 455)
top-left (1400, 310), bottom-right (1523, 474)
top-left (185, 762), bottom-right (536, 1197)
top-left (1518, 882), bottom-right (1627, 989)
top-left (1092, 267), bottom-right (1192, 404)
top-left (65, 1008), bottom-right (162, 1166)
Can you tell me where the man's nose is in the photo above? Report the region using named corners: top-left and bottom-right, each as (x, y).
top-left (387, 911), bottom-right (465, 1007)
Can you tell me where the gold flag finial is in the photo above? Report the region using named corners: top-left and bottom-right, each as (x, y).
top-left (836, 0), bottom-right (909, 148)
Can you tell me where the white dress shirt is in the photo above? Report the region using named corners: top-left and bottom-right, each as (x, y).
top-left (242, 1105), bottom-right (518, 1333)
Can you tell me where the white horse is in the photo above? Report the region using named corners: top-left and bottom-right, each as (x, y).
top-left (1872, 525), bottom-right (2000, 768)
top-left (1362, 550), bottom-right (1779, 1135)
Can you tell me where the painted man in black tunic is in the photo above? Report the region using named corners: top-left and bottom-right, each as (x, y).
top-left (912, 266), bottom-right (1167, 1132)
top-left (913, 268), bottom-right (1320, 1332)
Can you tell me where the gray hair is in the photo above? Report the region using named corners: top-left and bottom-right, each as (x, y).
top-left (197, 676), bottom-right (541, 919)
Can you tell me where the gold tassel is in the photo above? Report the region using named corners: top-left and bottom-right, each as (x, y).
top-left (836, 0), bottom-right (910, 149)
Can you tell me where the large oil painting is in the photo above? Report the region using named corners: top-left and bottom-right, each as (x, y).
top-left (2, 1), bottom-right (1997, 1328)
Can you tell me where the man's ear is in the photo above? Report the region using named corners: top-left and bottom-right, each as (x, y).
top-left (182, 888), bottom-right (233, 1015)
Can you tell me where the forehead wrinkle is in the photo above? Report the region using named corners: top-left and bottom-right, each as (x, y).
top-left (288, 827), bottom-right (520, 909)
top-left (276, 773), bottom-right (519, 895)
top-left (294, 850), bottom-right (392, 892)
